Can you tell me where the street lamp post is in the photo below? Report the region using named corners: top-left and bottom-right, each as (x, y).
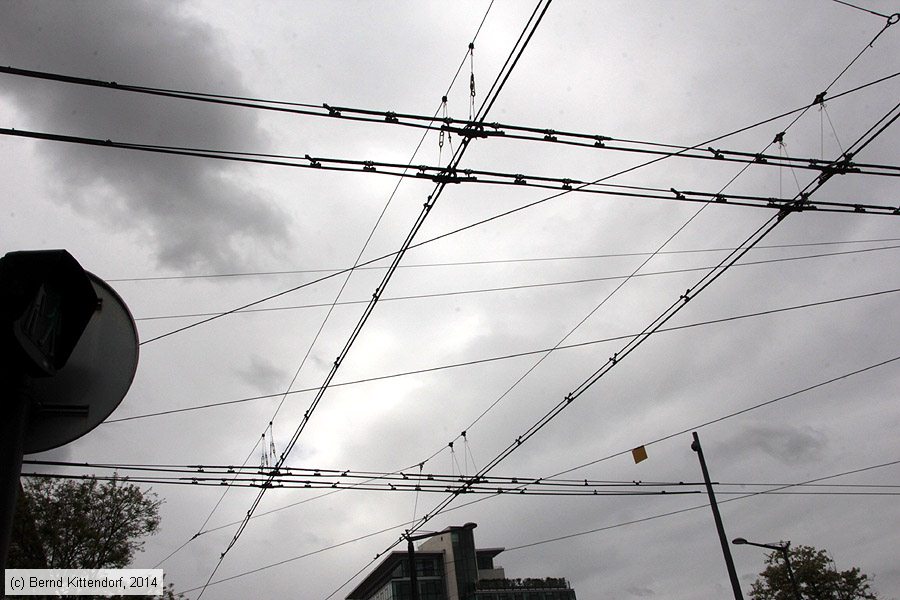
top-left (732, 537), bottom-right (802, 600)
top-left (691, 432), bottom-right (744, 600)
top-left (405, 523), bottom-right (477, 600)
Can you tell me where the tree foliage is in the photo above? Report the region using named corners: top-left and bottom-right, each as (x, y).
top-left (749, 544), bottom-right (879, 600)
top-left (10, 476), bottom-right (186, 599)
top-left (10, 476), bottom-right (162, 569)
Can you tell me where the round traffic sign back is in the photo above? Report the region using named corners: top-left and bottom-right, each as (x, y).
top-left (24, 273), bottom-right (139, 454)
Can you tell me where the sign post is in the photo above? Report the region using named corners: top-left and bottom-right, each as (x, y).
top-left (0, 250), bottom-right (138, 570)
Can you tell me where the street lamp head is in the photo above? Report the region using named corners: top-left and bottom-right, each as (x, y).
top-left (732, 537), bottom-right (748, 545)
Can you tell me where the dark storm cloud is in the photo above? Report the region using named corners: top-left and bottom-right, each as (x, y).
top-left (0, 1), bottom-right (291, 272)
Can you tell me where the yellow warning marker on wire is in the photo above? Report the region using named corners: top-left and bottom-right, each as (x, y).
top-left (632, 445), bottom-right (648, 464)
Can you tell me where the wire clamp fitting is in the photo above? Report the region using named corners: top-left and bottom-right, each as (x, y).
top-left (514, 174), bottom-right (526, 185)
top-left (561, 179), bottom-right (573, 190)
top-left (594, 135), bottom-right (610, 147)
top-left (304, 154), bottom-right (321, 168)
top-left (456, 124), bottom-right (490, 138)
top-left (813, 92), bottom-right (826, 106)
top-left (323, 103), bottom-right (341, 117)
top-left (753, 153), bottom-right (767, 163)
top-left (670, 188), bottom-right (686, 200)
top-left (363, 160), bottom-right (376, 172)
top-left (680, 289), bottom-right (692, 302)
top-left (707, 147), bottom-right (723, 159)
top-left (428, 170), bottom-right (472, 184)
top-left (714, 194), bottom-right (727, 203)
top-left (384, 111), bottom-right (399, 123)
top-left (772, 131), bottom-right (785, 145)
top-left (543, 130), bottom-right (558, 142)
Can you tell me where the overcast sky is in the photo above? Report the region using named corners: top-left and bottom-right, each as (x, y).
top-left (2, 1), bottom-right (899, 599)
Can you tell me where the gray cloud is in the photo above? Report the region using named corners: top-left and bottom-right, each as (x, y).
top-left (732, 423), bottom-right (828, 464)
top-left (6, 2), bottom-right (900, 599)
top-left (626, 584), bottom-right (656, 597)
top-left (0, 1), bottom-right (292, 272)
top-left (237, 354), bottom-right (290, 393)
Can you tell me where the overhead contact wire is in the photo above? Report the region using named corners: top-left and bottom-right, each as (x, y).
top-left (195, 1), bottom-right (534, 594)
top-left (106, 287), bottom-right (900, 423)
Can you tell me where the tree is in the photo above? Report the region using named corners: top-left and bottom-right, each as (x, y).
top-left (749, 543), bottom-right (879, 600)
top-left (10, 475), bottom-right (186, 599)
top-left (10, 476), bottom-right (161, 569)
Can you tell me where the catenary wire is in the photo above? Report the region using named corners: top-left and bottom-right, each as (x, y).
top-left (831, 0), bottom-right (893, 19)
top-left (31, 472), bottom-right (900, 496)
top-left (203, 363), bottom-right (899, 590)
top-left (87, 350), bottom-right (894, 598)
top-left (193, 4), bottom-right (551, 596)
top-left (6, 128), bottom-right (900, 215)
top-left (545, 354), bottom-right (900, 479)
top-left (85, 69), bottom-right (900, 346)
top-left (355, 98), bottom-right (900, 589)
top-left (22, 19), bottom-right (892, 584)
top-left (3, 9), bottom-right (892, 596)
top-left (21, 473), bottom-right (900, 498)
top-left (4, 66), bottom-right (899, 176)
top-left (105, 237), bottom-right (900, 283)
top-left (105, 287), bottom-right (899, 423)
top-left (165, 454), bottom-right (900, 596)
top-left (24, 462), bottom-right (900, 491)
top-left (158, 8), bottom-right (500, 570)
top-left (402, 26), bottom-right (900, 479)
top-left (504, 458), bottom-right (900, 552)
top-left (189, 0), bottom-right (502, 587)
top-left (131, 244), bottom-right (900, 323)
top-left (24, 460), bottom-right (900, 492)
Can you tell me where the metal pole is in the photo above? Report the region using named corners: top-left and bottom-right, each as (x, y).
top-left (692, 432), bottom-right (744, 600)
top-left (780, 544), bottom-right (802, 600)
top-left (407, 534), bottom-right (419, 600)
top-left (0, 369), bottom-right (29, 571)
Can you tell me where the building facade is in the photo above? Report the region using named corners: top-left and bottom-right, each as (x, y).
top-left (346, 524), bottom-right (576, 600)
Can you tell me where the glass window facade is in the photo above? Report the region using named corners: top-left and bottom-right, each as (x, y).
top-left (474, 592), bottom-right (576, 600)
top-left (387, 556), bottom-right (445, 600)
top-left (393, 556), bottom-right (442, 578)
top-left (451, 529), bottom-right (480, 600)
